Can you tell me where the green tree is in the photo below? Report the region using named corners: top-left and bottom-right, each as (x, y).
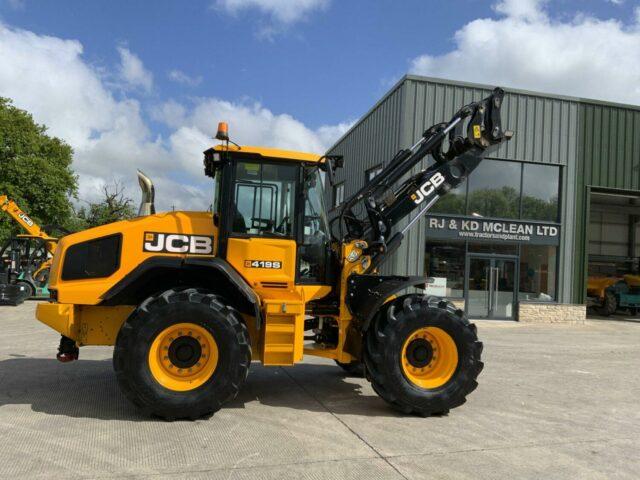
top-left (430, 192), bottom-right (466, 215)
top-left (521, 195), bottom-right (558, 222)
top-left (468, 186), bottom-right (520, 218)
top-left (74, 181), bottom-right (135, 229)
top-left (0, 97), bottom-right (77, 243)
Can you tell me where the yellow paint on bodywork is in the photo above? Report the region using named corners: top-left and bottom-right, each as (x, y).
top-left (1, 195), bottom-right (58, 255)
top-left (226, 236), bottom-right (330, 364)
top-left (49, 211), bottom-right (217, 305)
top-left (303, 240), bottom-right (371, 364)
top-left (214, 144), bottom-right (321, 163)
top-left (36, 303), bottom-right (134, 345)
top-left (37, 303), bottom-right (77, 338)
top-left (586, 276), bottom-right (619, 299)
top-left (226, 237), bottom-right (297, 298)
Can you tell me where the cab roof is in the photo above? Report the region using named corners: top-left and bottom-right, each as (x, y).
top-left (212, 144), bottom-right (322, 163)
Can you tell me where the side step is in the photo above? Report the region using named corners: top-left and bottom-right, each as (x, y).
top-left (262, 301), bottom-right (304, 366)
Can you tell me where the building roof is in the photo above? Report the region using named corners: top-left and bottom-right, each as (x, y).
top-left (327, 74), bottom-right (640, 153)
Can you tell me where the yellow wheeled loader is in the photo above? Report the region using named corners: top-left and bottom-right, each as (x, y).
top-left (36, 88), bottom-right (512, 419)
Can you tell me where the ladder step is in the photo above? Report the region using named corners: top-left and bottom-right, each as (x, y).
top-left (264, 344), bottom-right (294, 353)
top-left (265, 323), bottom-right (296, 333)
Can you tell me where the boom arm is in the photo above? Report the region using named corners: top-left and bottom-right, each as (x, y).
top-left (0, 195), bottom-right (57, 254)
top-left (333, 87), bottom-right (513, 270)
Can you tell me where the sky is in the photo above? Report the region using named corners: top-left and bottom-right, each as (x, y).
top-left (1, 0), bottom-right (640, 211)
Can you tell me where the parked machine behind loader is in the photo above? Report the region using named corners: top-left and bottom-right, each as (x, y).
top-left (587, 275), bottom-right (640, 316)
top-left (0, 196), bottom-right (59, 305)
top-left (35, 88), bottom-right (512, 419)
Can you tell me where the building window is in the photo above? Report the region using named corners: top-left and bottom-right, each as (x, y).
top-left (426, 160), bottom-right (562, 222)
top-left (430, 182), bottom-right (467, 215)
top-left (365, 165), bottom-right (383, 182)
top-left (333, 183), bottom-right (345, 208)
top-left (466, 159), bottom-right (522, 219)
top-left (519, 245), bottom-right (557, 301)
top-left (425, 241), bottom-right (465, 298)
top-left (521, 164), bottom-right (560, 222)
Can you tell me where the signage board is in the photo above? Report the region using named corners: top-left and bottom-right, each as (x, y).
top-left (425, 215), bottom-right (560, 246)
top-left (425, 277), bottom-right (447, 297)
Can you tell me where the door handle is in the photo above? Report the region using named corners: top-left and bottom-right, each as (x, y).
top-left (487, 267), bottom-right (493, 316)
top-left (491, 267), bottom-right (500, 312)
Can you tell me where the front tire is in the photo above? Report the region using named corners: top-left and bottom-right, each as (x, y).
top-left (113, 288), bottom-right (251, 420)
top-left (364, 295), bottom-right (483, 416)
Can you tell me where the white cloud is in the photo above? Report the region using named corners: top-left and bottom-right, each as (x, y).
top-left (411, 0), bottom-right (640, 105)
top-left (607, 0), bottom-right (624, 5)
top-left (159, 97), bottom-right (353, 177)
top-left (215, 0), bottom-right (329, 24)
top-left (150, 99), bottom-right (187, 128)
top-left (117, 46), bottom-right (153, 93)
top-left (168, 69), bottom-right (203, 87)
top-left (0, 22), bottom-right (348, 212)
top-left (492, 0), bottom-right (548, 21)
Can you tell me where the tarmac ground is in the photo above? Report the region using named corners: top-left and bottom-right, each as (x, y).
top-left (0, 302), bottom-right (638, 479)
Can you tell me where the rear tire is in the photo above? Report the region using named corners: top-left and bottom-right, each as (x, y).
top-left (364, 295), bottom-right (483, 416)
top-left (16, 281), bottom-right (34, 298)
top-left (335, 360), bottom-right (365, 377)
top-left (599, 291), bottom-right (617, 316)
top-left (113, 288), bottom-right (251, 420)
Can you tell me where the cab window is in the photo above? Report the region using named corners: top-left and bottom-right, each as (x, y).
top-left (231, 161), bottom-right (298, 237)
top-left (298, 166), bottom-right (331, 281)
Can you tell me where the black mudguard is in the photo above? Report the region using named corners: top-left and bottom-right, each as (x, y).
top-left (346, 274), bottom-right (427, 331)
top-left (100, 256), bottom-right (263, 328)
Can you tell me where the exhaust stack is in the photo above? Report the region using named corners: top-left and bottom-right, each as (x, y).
top-left (137, 170), bottom-right (156, 216)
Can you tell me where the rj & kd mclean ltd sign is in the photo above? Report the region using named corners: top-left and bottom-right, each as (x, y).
top-left (425, 215), bottom-right (560, 246)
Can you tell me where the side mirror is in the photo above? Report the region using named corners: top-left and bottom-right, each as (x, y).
top-left (319, 155), bottom-right (344, 186)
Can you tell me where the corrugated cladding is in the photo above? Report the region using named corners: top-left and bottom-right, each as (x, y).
top-left (327, 83), bottom-right (404, 199)
top-left (573, 103), bottom-right (640, 302)
top-left (328, 75), bottom-right (640, 304)
top-left (400, 76), bottom-right (579, 165)
top-left (397, 77), bottom-right (579, 303)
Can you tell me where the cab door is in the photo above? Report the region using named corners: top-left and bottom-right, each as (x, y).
top-left (296, 166), bottom-right (332, 285)
top-left (224, 159), bottom-right (299, 298)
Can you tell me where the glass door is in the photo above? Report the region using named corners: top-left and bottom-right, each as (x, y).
top-left (466, 255), bottom-right (517, 320)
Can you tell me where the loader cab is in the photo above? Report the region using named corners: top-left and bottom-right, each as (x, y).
top-left (204, 144), bottom-right (334, 288)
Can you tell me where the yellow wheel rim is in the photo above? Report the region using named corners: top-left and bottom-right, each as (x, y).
top-left (148, 322), bottom-right (219, 392)
top-left (401, 327), bottom-right (458, 389)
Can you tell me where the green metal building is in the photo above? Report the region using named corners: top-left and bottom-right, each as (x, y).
top-left (327, 75), bottom-right (640, 320)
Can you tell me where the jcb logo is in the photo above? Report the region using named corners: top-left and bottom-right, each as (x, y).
top-left (18, 213), bottom-right (34, 227)
top-left (143, 232), bottom-right (214, 255)
top-left (410, 172), bottom-right (445, 205)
